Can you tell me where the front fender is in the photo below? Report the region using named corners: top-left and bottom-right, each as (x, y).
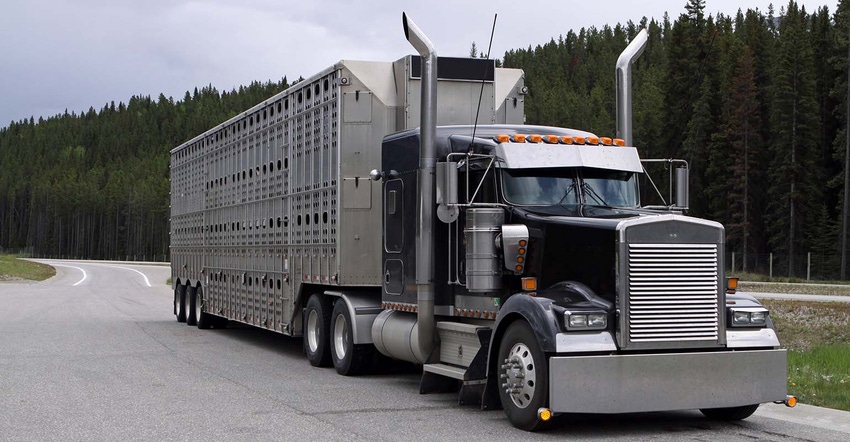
top-left (482, 293), bottom-right (560, 410)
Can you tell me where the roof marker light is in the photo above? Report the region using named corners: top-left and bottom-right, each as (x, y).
top-left (496, 134), bottom-right (510, 143)
top-left (600, 137), bottom-right (613, 146)
top-left (560, 136), bottom-right (573, 144)
top-left (586, 136), bottom-right (599, 145)
top-left (528, 134), bottom-right (543, 143)
top-left (573, 136), bottom-right (586, 144)
top-left (545, 135), bottom-right (560, 144)
top-left (512, 134), bottom-right (527, 143)
top-left (614, 138), bottom-right (626, 146)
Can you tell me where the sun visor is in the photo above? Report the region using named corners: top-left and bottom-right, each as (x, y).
top-left (495, 143), bottom-right (643, 172)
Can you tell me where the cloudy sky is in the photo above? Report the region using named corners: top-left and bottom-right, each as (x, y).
top-left (0, 0), bottom-right (832, 127)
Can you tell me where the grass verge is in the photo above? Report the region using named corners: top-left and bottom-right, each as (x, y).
top-left (0, 255), bottom-right (56, 281)
top-left (761, 299), bottom-right (850, 411)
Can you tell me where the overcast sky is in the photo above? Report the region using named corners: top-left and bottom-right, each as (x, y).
top-left (0, 0), bottom-right (833, 128)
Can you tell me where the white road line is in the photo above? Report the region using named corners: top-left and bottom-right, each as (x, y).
top-left (106, 266), bottom-right (152, 287)
top-left (50, 264), bottom-right (88, 286)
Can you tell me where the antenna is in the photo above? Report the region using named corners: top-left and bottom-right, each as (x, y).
top-left (469, 13), bottom-right (498, 151)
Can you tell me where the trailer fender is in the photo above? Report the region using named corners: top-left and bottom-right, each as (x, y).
top-left (324, 290), bottom-right (382, 344)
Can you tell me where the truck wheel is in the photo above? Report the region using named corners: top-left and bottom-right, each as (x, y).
top-left (330, 299), bottom-right (372, 376)
top-left (304, 295), bottom-right (332, 367)
top-left (186, 285), bottom-right (197, 326)
top-left (175, 285), bottom-right (187, 323)
top-left (195, 287), bottom-right (211, 329)
top-left (498, 321), bottom-right (549, 431)
top-left (700, 404), bottom-right (759, 421)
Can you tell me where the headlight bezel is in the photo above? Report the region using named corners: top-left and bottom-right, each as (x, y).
top-left (728, 307), bottom-right (769, 328)
top-left (564, 310), bottom-right (608, 331)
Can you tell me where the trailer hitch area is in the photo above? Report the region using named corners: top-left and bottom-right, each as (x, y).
top-left (774, 395), bottom-right (797, 408)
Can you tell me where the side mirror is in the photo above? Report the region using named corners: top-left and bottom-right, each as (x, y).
top-left (436, 161), bottom-right (459, 223)
top-left (675, 167), bottom-right (689, 210)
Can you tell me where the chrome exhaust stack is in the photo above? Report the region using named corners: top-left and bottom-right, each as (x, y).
top-left (372, 12), bottom-right (438, 364)
top-left (615, 29), bottom-right (648, 146)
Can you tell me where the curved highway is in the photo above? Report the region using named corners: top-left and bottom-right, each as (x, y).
top-left (0, 260), bottom-right (847, 441)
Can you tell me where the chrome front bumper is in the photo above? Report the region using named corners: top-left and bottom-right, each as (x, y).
top-left (549, 349), bottom-right (787, 414)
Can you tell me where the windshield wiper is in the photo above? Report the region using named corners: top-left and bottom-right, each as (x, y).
top-left (555, 182), bottom-right (577, 206)
top-left (581, 183), bottom-right (610, 207)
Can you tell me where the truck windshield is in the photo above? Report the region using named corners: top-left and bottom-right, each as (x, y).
top-left (501, 169), bottom-right (578, 206)
top-left (501, 168), bottom-right (639, 208)
top-left (579, 169), bottom-right (639, 207)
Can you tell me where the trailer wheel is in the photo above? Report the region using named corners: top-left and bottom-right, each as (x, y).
top-left (304, 295), bottom-right (332, 367)
top-left (175, 285), bottom-right (187, 323)
top-left (498, 320), bottom-right (549, 431)
top-left (186, 285), bottom-right (197, 326)
top-left (195, 287), bottom-right (211, 329)
top-left (700, 404), bottom-right (759, 421)
top-left (330, 299), bottom-right (372, 376)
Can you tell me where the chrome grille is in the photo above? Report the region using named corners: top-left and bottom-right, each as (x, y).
top-left (627, 243), bottom-right (719, 343)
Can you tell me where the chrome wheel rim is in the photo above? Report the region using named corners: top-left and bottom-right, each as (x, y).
top-left (333, 314), bottom-right (348, 361)
top-left (194, 290), bottom-right (202, 320)
top-left (502, 343), bottom-right (537, 409)
top-left (306, 310), bottom-right (319, 353)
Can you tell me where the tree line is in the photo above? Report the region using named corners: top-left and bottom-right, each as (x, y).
top-left (503, 0), bottom-right (849, 278)
top-left (1, 0), bottom-right (849, 278)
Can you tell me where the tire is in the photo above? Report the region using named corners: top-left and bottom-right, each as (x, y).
top-left (330, 299), bottom-right (373, 376)
top-left (175, 285), bottom-right (187, 323)
top-left (700, 404), bottom-right (759, 421)
top-left (185, 285), bottom-right (197, 326)
top-left (498, 321), bottom-right (549, 431)
top-left (195, 286), bottom-right (212, 329)
top-left (304, 294), bottom-right (332, 367)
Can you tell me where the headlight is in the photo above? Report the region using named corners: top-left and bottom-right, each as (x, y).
top-left (565, 311), bottom-right (607, 331)
top-left (729, 307), bottom-right (769, 327)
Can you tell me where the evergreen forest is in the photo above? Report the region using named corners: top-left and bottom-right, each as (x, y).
top-left (1, 0), bottom-right (849, 279)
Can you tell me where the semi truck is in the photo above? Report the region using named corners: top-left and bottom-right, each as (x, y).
top-left (170, 13), bottom-right (794, 431)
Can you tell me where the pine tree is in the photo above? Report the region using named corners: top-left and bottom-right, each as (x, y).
top-left (767, 1), bottom-right (821, 277)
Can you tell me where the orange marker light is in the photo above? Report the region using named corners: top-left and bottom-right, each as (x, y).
top-left (521, 277), bottom-right (537, 291)
top-left (573, 136), bottom-right (586, 144)
top-left (614, 138), bottom-right (626, 146)
top-left (586, 136), bottom-right (599, 145)
top-left (496, 134), bottom-right (510, 143)
top-left (528, 134), bottom-right (543, 143)
top-left (512, 134), bottom-right (527, 143)
top-left (560, 136), bottom-right (573, 144)
top-left (545, 135), bottom-right (559, 143)
top-left (600, 137), bottom-right (613, 145)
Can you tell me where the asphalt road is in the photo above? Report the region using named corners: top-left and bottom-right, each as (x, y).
top-left (1, 260), bottom-right (848, 441)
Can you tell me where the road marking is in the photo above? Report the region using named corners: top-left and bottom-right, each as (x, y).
top-left (50, 264), bottom-right (88, 286)
top-left (106, 266), bottom-right (152, 287)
